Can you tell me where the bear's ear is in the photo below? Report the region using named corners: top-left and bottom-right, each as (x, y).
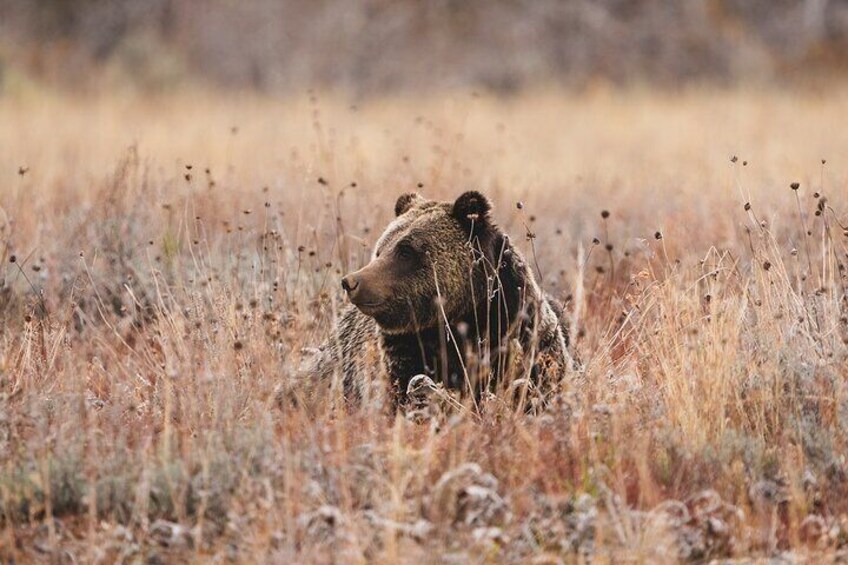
top-left (395, 193), bottom-right (423, 216)
top-left (452, 191), bottom-right (492, 230)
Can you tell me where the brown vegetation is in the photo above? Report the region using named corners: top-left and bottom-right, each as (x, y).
top-left (2, 86), bottom-right (848, 561)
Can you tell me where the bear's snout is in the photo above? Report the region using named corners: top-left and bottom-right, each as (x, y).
top-left (341, 274), bottom-right (359, 293)
top-left (341, 269), bottom-right (385, 312)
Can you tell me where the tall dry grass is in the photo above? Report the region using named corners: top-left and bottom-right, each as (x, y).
top-left (2, 86), bottom-right (848, 561)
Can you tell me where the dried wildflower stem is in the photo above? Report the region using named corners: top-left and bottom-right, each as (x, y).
top-left (793, 187), bottom-right (817, 289)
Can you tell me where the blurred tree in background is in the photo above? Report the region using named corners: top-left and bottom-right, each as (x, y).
top-left (1, 0), bottom-right (847, 93)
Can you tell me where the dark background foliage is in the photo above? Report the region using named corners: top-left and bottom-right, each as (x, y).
top-left (2, 0), bottom-right (847, 94)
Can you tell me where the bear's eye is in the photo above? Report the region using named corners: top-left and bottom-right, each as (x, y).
top-left (395, 242), bottom-right (416, 260)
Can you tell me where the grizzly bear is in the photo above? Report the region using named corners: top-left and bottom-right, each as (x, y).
top-left (308, 191), bottom-right (572, 406)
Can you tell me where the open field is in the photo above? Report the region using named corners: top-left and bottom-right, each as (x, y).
top-left (2, 86), bottom-right (848, 562)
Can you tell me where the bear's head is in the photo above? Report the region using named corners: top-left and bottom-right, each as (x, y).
top-left (341, 191), bottom-right (523, 334)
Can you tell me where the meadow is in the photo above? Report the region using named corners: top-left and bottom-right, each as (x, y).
top-left (2, 85), bottom-right (848, 562)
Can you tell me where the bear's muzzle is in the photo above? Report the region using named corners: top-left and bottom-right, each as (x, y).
top-left (341, 268), bottom-right (386, 314)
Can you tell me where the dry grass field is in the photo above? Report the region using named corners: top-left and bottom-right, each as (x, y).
top-left (3, 86), bottom-right (848, 562)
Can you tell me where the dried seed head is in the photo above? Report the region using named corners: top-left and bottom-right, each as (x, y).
top-left (592, 237), bottom-right (600, 245)
top-left (790, 182), bottom-right (800, 190)
top-left (763, 261), bottom-right (772, 271)
top-left (731, 155), bottom-right (738, 163)
top-left (516, 201), bottom-right (524, 210)
top-left (654, 231), bottom-right (663, 240)
top-left (9, 254), bottom-right (16, 263)
top-left (744, 202), bottom-right (751, 211)
top-left (601, 210), bottom-right (610, 219)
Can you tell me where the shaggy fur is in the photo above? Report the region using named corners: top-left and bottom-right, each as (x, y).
top-left (308, 191), bottom-right (572, 406)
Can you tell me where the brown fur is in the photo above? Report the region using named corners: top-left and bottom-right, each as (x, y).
top-left (307, 191), bottom-right (573, 407)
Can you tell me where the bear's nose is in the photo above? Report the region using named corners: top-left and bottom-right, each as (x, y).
top-left (341, 275), bottom-right (359, 294)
